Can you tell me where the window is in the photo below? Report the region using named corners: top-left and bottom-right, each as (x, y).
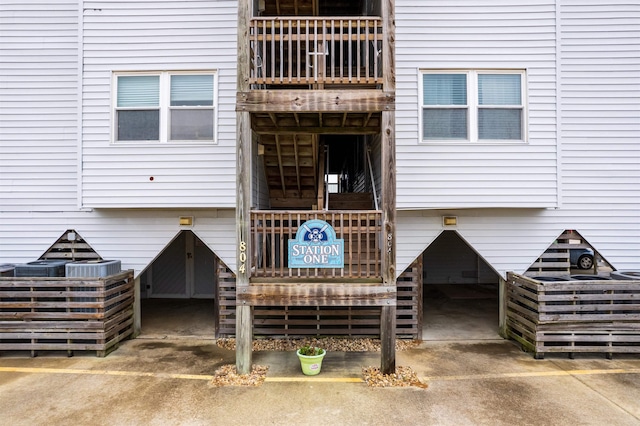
top-left (420, 70), bottom-right (526, 143)
top-left (113, 72), bottom-right (217, 143)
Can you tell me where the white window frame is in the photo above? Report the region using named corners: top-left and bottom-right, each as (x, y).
top-left (419, 69), bottom-right (528, 144)
top-left (112, 70), bottom-right (218, 144)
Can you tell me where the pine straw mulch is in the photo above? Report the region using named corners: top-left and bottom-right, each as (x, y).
top-left (216, 337), bottom-right (421, 352)
top-left (362, 366), bottom-right (428, 389)
top-left (210, 338), bottom-right (427, 388)
top-left (210, 364), bottom-right (269, 387)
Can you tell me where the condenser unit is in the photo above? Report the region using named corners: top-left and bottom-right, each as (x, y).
top-left (65, 260), bottom-right (121, 278)
top-left (14, 260), bottom-right (68, 277)
top-left (65, 260), bottom-right (122, 313)
top-left (0, 264), bottom-right (15, 277)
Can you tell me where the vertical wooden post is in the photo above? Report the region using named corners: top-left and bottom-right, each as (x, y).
top-left (498, 276), bottom-right (508, 339)
top-left (133, 275), bottom-right (141, 337)
top-left (236, 0), bottom-right (253, 374)
top-left (416, 257), bottom-right (424, 340)
top-left (380, 0), bottom-right (396, 375)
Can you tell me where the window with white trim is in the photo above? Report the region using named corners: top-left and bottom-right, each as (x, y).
top-left (113, 71), bottom-right (217, 143)
top-left (420, 70), bottom-right (526, 143)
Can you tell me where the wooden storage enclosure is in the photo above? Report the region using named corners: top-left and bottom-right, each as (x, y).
top-left (506, 272), bottom-right (640, 359)
top-left (0, 270), bottom-right (134, 357)
top-left (216, 259), bottom-right (421, 339)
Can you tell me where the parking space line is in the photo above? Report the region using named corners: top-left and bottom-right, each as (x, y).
top-left (264, 377), bottom-right (363, 383)
top-left (2, 366), bottom-right (639, 384)
top-left (422, 368), bottom-right (640, 382)
top-left (0, 366), bottom-right (215, 381)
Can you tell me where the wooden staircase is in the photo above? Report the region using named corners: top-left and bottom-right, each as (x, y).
top-left (328, 192), bottom-right (373, 210)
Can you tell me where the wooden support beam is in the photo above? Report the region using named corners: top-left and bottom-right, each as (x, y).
top-left (316, 141), bottom-right (325, 209)
top-left (133, 276), bottom-right (141, 337)
top-left (268, 113), bottom-right (278, 127)
top-left (254, 127), bottom-right (380, 135)
top-left (275, 135), bottom-right (286, 196)
top-left (380, 0), bottom-right (396, 375)
top-left (312, 135), bottom-right (318, 189)
top-left (499, 276), bottom-right (508, 339)
top-left (236, 0), bottom-right (252, 375)
top-left (380, 305), bottom-right (396, 374)
top-left (294, 135), bottom-right (301, 194)
top-left (363, 112), bottom-right (373, 128)
top-left (237, 90), bottom-right (395, 113)
top-left (237, 283), bottom-right (396, 307)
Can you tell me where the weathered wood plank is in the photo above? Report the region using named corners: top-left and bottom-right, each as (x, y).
top-left (237, 90), bottom-right (394, 113)
top-left (506, 272), bottom-right (640, 357)
top-left (237, 283), bottom-right (396, 306)
top-left (0, 272), bottom-right (135, 356)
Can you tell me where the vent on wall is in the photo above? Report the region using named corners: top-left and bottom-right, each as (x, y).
top-left (39, 230), bottom-right (102, 261)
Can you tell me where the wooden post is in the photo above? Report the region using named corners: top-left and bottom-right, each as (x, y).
top-left (380, 0), bottom-right (396, 375)
top-left (381, 304), bottom-right (396, 374)
top-left (316, 141), bottom-right (325, 209)
top-left (133, 276), bottom-right (141, 337)
top-left (498, 276), bottom-right (508, 339)
top-left (236, 0), bottom-right (253, 374)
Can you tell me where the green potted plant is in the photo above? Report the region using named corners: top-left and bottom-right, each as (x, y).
top-left (296, 345), bottom-right (326, 376)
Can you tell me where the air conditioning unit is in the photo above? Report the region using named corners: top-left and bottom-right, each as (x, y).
top-left (65, 260), bottom-right (121, 278)
top-left (14, 260), bottom-right (68, 277)
top-left (65, 260), bottom-right (122, 313)
top-left (0, 264), bottom-right (15, 277)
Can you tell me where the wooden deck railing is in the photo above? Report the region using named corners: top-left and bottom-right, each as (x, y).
top-left (249, 17), bottom-right (383, 86)
top-left (251, 210), bottom-right (382, 279)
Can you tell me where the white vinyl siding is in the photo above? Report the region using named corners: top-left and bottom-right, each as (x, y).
top-left (0, 1), bottom-right (79, 212)
top-left (396, 1), bottom-right (558, 209)
top-left (0, 209), bottom-right (238, 276)
top-left (394, 0), bottom-right (639, 276)
top-left (81, 1), bottom-right (237, 208)
top-left (0, 1), bottom-right (638, 280)
top-left (557, 1), bottom-right (640, 267)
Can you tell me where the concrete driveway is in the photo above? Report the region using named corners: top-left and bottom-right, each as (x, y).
top-left (1, 338), bottom-right (639, 425)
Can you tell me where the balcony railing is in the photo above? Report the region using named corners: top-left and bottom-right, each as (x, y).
top-left (251, 210), bottom-right (382, 280)
top-left (249, 17), bottom-right (383, 86)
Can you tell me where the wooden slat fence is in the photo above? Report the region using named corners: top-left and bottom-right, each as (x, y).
top-left (216, 260), bottom-right (421, 339)
top-left (0, 270), bottom-right (134, 356)
top-left (249, 17), bottom-right (383, 86)
top-left (506, 272), bottom-right (640, 359)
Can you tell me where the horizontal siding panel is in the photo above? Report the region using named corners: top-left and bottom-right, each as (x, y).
top-left (396, 1), bottom-right (558, 209)
top-left (1, 1), bottom-right (638, 281)
top-left (0, 1), bottom-right (79, 213)
top-left (0, 209), bottom-right (237, 275)
top-left (81, 1), bottom-right (238, 208)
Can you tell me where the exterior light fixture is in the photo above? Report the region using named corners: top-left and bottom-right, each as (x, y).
top-left (443, 216), bottom-right (457, 226)
top-left (179, 216), bottom-right (194, 227)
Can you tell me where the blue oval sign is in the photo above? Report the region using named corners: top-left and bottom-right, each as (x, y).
top-left (288, 219), bottom-right (344, 268)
